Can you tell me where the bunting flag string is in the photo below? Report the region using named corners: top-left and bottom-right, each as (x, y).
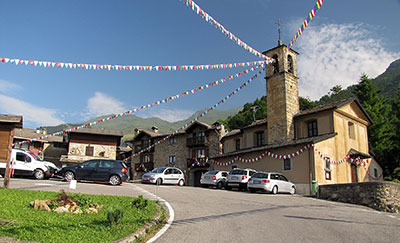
top-left (13, 63), bottom-right (267, 147)
top-left (210, 143), bottom-right (369, 168)
top-left (182, 0), bottom-right (273, 62)
top-left (289, 0), bottom-right (324, 48)
top-left (131, 69), bottom-right (265, 158)
top-left (0, 56), bottom-right (266, 72)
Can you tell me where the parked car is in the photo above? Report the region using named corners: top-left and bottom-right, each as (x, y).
top-left (200, 170), bottom-right (228, 189)
top-left (0, 148), bottom-right (59, 179)
top-left (247, 172), bottom-right (296, 194)
top-left (141, 167), bottom-right (185, 186)
top-left (58, 159), bottom-right (128, 186)
top-left (226, 168), bottom-right (256, 191)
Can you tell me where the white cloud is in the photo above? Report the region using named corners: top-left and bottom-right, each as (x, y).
top-left (293, 23), bottom-right (399, 100)
top-left (0, 94), bottom-right (64, 127)
top-left (0, 79), bottom-right (21, 93)
top-left (138, 108), bottom-right (194, 122)
top-left (86, 92), bottom-right (126, 118)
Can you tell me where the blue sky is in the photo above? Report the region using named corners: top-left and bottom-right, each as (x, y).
top-left (1, 0), bottom-right (399, 129)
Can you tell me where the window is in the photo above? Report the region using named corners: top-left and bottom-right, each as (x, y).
top-left (82, 160), bottom-right (98, 168)
top-left (256, 132), bottom-right (265, 146)
top-left (169, 137), bottom-right (176, 144)
top-left (196, 131), bottom-right (205, 137)
top-left (173, 169), bottom-right (182, 174)
top-left (279, 174), bottom-right (289, 181)
top-left (288, 55), bottom-right (294, 74)
top-left (235, 139), bottom-right (240, 151)
top-left (16, 152), bottom-right (26, 162)
top-left (374, 168), bottom-right (378, 178)
top-left (307, 120), bottom-right (318, 137)
top-left (270, 174), bottom-right (279, 180)
top-left (168, 156), bottom-right (176, 165)
top-left (348, 122), bottom-right (355, 139)
top-left (142, 154), bottom-right (151, 163)
top-left (283, 158), bottom-right (292, 171)
top-left (85, 145), bottom-right (94, 156)
top-left (143, 139), bottom-right (151, 148)
top-left (272, 54), bottom-right (279, 73)
top-left (99, 160), bottom-right (114, 168)
top-left (325, 157), bottom-right (331, 180)
top-left (196, 149), bottom-right (205, 158)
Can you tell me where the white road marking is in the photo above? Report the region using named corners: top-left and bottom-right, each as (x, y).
top-left (129, 184), bottom-right (175, 243)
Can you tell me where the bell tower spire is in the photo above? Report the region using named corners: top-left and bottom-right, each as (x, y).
top-left (275, 19), bottom-right (283, 46)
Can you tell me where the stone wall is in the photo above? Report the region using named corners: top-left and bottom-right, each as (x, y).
top-left (318, 182), bottom-right (400, 213)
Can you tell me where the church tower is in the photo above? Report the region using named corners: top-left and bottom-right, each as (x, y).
top-left (263, 44), bottom-right (299, 144)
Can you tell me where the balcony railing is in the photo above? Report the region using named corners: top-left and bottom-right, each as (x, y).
top-left (186, 136), bottom-right (210, 147)
top-left (187, 158), bottom-right (210, 168)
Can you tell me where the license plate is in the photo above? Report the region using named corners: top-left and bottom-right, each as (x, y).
top-left (231, 176), bottom-right (238, 180)
top-left (254, 180), bottom-right (261, 184)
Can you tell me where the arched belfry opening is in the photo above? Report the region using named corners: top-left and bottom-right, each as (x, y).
top-left (288, 55), bottom-right (294, 74)
top-left (272, 54), bottom-right (279, 74)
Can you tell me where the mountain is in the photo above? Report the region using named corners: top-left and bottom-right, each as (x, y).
top-left (373, 58), bottom-right (400, 97)
top-left (44, 107), bottom-right (242, 141)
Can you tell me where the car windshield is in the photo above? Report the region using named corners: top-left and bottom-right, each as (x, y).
top-left (252, 173), bottom-right (269, 179)
top-left (27, 151), bottom-right (42, 161)
top-left (152, 167), bottom-right (166, 173)
top-left (206, 171), bottom-right (219, 175)
top-left (230, 170), bottom-right (246, 175)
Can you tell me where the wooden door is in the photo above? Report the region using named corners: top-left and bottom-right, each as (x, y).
top-left (351, 164), bottom-right (358, 183)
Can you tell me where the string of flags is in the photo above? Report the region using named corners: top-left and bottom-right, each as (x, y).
top-left (210, 144), bottom-right (369, 168)
top-left (0, 56), bottom-right (266, 72)
top-left (12, 64), bottom-right (266, 147)
top-left (131, 69), bottom-right (264, 157)
top-left (182, 0), bottom-right (272, 62)
top-left (289, 0), bottom-right (325, 48)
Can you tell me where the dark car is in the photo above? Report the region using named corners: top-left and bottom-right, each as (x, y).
top-left (58, 159), bottom-right (129, 185)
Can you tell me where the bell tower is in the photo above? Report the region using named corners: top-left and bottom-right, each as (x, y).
top-left (263, 44), bottom-right (299, 144)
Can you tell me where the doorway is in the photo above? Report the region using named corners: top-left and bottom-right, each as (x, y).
top-left (350, 164), bottom-right (358, 183)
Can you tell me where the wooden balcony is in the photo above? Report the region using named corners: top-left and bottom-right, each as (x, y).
top-left (186, 136), bottom-right (210, 147)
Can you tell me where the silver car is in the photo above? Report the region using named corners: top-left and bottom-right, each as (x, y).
top-left (247, 172), bottom-right (296, 194)
top-left (226, 168), bottom-right (257, 191)
top-left (200, 170), bottom-right (228, 189)
top-left (141, 167), bottom-right (185, 186)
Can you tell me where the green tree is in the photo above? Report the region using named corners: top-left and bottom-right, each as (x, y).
top-left (355, 74), bottom-right (397, 178)
top-left (386, 85), bottom-right (400, 182)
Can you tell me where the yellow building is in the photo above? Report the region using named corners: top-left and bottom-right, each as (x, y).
top-left (211, 44), bottom-right (383, 195)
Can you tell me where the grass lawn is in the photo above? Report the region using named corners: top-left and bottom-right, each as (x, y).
top-left (0, 188), bottom-right (158, 242)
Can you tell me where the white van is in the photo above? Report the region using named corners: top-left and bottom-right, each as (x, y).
top-left (0, 148), bottom-right (60, 179)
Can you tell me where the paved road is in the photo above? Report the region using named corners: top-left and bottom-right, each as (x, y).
top-left (3, 178), bottom-right (400, 243)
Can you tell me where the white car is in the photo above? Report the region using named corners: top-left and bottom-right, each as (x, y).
top-left (141, 167), bottom-right (185, 186)
top-left (248, 172), bottom-right (296, 195)
top-left (0, 148), bottom-right (60, 179)
top-left (226, 168), bottom-right (257, 191)
top-left (200, 170), bottom-right (228, 189)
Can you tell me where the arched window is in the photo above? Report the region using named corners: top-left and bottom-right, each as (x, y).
top-left (288, 55), bottom-right (294, 73)
top-left (272, 54), bottom-right (279, 74)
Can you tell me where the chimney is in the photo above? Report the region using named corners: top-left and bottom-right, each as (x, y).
top-left (151, 126), bottom-right (159, 133)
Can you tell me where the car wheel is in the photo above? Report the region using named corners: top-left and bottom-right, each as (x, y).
top-left (109, 175), bottom-right (122, 186)
top-left (156, 178), bottom-right (162, 185)
top-left (63, 171), bottom-right (75, 181)
top-left (178, 179), bottom-right (184, 186)
top-left (290, 186), bottom-right (296, 195)
top-left (34, 169), bottom-right (45, 180)
top-left (216, 181), bottom-right (223, 189)
top-left (271, 186), bottom-right (278, 195)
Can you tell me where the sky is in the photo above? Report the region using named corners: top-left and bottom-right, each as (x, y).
top-left (1, 0), bottom-right (399, 129)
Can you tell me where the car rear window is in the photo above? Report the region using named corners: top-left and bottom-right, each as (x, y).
top-left (206, 171), bottom-right (219, 175)
top-left (252, 173), bottom-right (269, 178)
top-left (230, 170), bottom-right (246, 175)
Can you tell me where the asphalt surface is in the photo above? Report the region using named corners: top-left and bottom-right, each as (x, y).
top-left (3, 178), bottom-right (400, 243)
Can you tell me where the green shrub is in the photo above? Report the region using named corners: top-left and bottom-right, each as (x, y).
top-left (132, 195), bottom-right (148, 210)
top-left (107, 207), bottom-right (124, 226)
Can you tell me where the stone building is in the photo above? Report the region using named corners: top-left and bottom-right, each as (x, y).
top-left (60, 127), bottom-right (123, 165)
top-left (127, 122), bottom-right (225, 186)
top-left (211, 43), bottom-right (383, 195)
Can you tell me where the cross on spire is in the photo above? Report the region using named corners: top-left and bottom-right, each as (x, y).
top-left (275, 19), bottom-right (283, 45)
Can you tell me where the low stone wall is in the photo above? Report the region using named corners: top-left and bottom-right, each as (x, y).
top-left (318, 182), bottom-right (400, 213)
